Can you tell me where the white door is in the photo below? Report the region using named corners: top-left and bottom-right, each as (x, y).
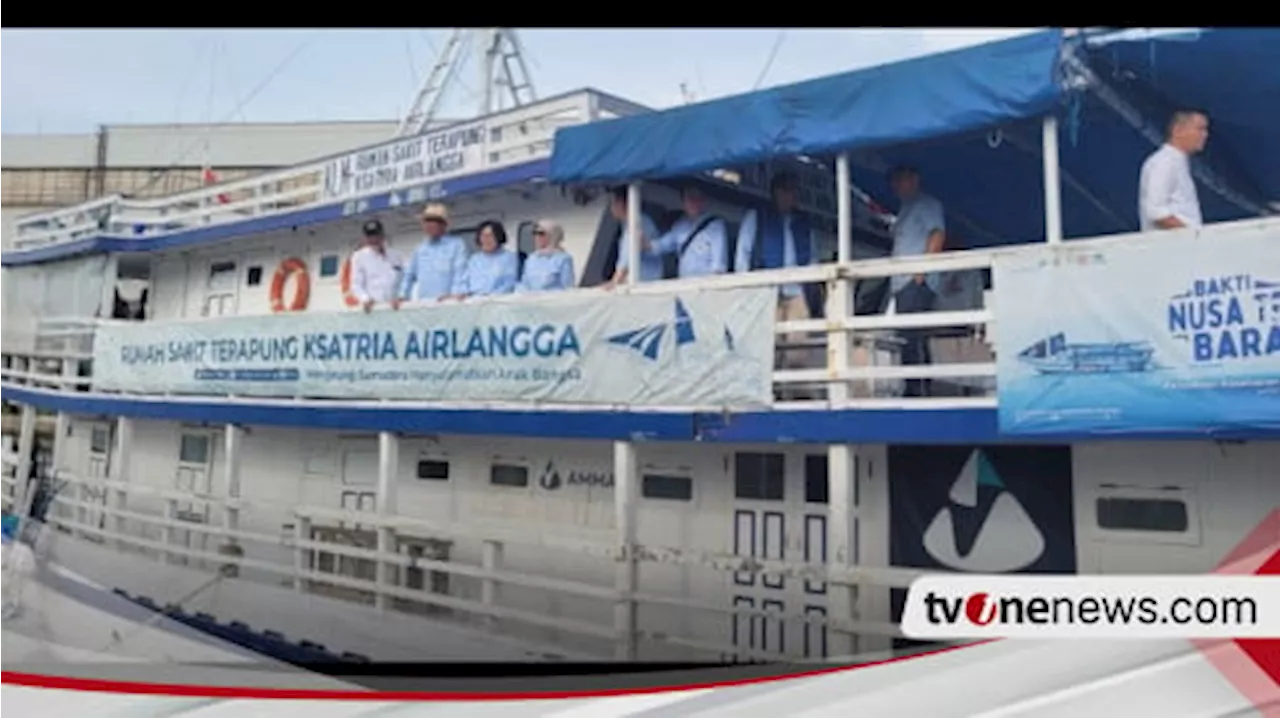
top-left (203, 259), bottom-right (238, 317)
top-left (727, 449), bottom-right (831, 660)
top-left (79, 422), bottom-right (113, 531)
top-left (340, 439), bottom-right (378, 525)
top-left (172, 432), bottom-right (214, 564)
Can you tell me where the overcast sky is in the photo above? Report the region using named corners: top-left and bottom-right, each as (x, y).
top-left (1, 28), bottom-right (1034, 134)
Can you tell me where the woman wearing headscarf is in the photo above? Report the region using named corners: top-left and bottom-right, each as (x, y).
top-left (517, 219), bottom-right (575, 292)
top-left (457, 220), bottom-right (520, 298)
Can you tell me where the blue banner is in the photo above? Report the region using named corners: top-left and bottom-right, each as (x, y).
top-left (92, 288), bottom-right (777, 407)
top-left (993, 231), bottom-right (1280, 435)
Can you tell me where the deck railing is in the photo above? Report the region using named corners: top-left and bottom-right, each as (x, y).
top-left (0, 251), bottom-right (1003, 411)
top-left (1, 457), bottom-right (925, 662)
top-left (7, 91), bottom-right (620, 251)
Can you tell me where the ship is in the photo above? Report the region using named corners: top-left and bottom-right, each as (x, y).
top-left (1017, 333), bottom-right (1157, 374)
top-left (1, 27), bottom-right (1277, 679)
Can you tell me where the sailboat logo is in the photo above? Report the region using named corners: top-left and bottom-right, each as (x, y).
top-left (922, 450), bottom-right (1045, 572)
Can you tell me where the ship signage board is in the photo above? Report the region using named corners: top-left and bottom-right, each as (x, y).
top-left (91, 288), bottom-right (777, 408)
top-left (992, 229), bottom-right (1280, 436)
top-left (320, 122), bottom-right (486, 201)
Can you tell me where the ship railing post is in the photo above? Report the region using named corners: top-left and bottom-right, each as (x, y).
top-left (112, 416), bottom-right (134, 552)
top-left (294, 515), bottom-right (312, 594)
top-left (51, 355), bottom-right (77, 490)
top-left (626, 182), bottom-right (642, 287)
top-left (1043, 114), bottom-right (1063, 244)
top-left (827, 444), bottom-right (858, 658)
top-left (220, 423), bottom-right (245, 577)
top-left (375, 430), bottom-right (400, 612)
top-left (13, 403), bottom-right (37, 523)
top-left (481, 539), bottom-right (503, 630)
top-left (829, 152), bottom-right (854, 403)
top-left (613, 439), bottom-right (639, 661)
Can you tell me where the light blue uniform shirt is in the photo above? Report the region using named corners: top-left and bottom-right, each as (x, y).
top-left (653, 213), bottom-right (728, 279)
top-left (734, 208), bottom-right (805, 298)
top-left (518, 250), bottom-right (575, 292)
top-left (460, 249), bottom-right (520, 296)
top-left (615, 213), bottom-right (663, 282)
top-left (890, 193), bottom-right (945, 293)
top-left (400, 234), bottom-right (469, 301)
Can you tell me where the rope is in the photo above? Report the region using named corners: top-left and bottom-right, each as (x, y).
top-left (132, 31), bottom-right (320, 196)
top-left (753, 31), bottom-right (787, 90)
top-left (95, 572), bottom-right (225, 655)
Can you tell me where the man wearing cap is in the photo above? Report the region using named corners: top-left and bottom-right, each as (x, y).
top-left (400, 203), bottom-right (469, 303)
top-left (350, 218), bottom-right (404, 313)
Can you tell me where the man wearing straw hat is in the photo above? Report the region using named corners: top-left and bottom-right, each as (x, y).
top-left (400, 203), bottom-right (469, 303)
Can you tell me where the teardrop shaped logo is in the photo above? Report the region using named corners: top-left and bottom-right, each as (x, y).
top-left (922, 450), bottom-right (1046, 573)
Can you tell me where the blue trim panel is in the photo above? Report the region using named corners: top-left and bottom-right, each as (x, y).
top-left (4, 385), bottom-right (1277, 444)
top-left (1, 160), bottom-right (552, 267)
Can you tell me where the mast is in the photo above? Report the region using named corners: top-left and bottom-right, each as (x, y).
top-left (396, 28), bottom-right (537, 138)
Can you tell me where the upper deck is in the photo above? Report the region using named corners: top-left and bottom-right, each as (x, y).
top-left (0, 89), bottom-right (651, 262)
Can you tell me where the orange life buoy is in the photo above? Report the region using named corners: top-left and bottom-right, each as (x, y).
top-left (269, 257), bottom-right (310, 313)
top-left (338, 255), bottom-right (361, 308)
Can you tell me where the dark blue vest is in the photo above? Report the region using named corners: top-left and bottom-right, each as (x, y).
top-left (751, 207), bottom-right (824, 318)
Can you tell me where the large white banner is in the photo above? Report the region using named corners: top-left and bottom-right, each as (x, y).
top-left (993, 228), bottom-right (1280, 435)
top-left (321, 122), bottom-right (486, 201)
top-left (91, 288), bottom-right (777, 407)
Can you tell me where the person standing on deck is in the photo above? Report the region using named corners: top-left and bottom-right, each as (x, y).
top-left (400, 203), bottom-right (469, 303)
top-left (605, 186), bottom-right (662, 287)
top-left (350, 218), bottom-right (404, 313)
top-left (650, 185), bottom-right (728, 279)
top-left (734, 172), bottom-right (824, 372)
top-left (1139, 109), bottom-right (1208, 231)
top-left (518, 219), bottom-right (576, 292)
top-left (458, 221), bottom-right (520, 298)
top-left (886, 165), bottom-right (946, 398)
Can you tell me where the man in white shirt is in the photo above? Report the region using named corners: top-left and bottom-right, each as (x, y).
top-left (1139, 109), bottom-right (1209, 231)
top-left (350, 218), bottom-right (403, 312)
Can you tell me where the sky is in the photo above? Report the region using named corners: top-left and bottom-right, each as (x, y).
top-left (0, 28), bottom-right (1034, 134)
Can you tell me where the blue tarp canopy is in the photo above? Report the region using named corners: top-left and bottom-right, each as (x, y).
top-left (549, 29), bottom-right (1066, 186)
top-left (550, 28), bottom-right (1279, 247)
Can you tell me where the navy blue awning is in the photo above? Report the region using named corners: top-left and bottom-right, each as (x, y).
top-left (548, 29), bottom-right (1067, 186)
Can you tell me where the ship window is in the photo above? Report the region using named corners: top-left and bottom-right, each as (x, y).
top-left (804, 454), bottom-right (829, 505)
top-left (89, 426), bottom-right (110, 454)
top-left (642, 474), bottom-right (692, 501)
top-left (490, 463), bottom-right (528, 488)
top-left (416, 459), bottom-right (450, 481)
top-left (490, 127), bottom-right (503, 143)
top-left (208, 261), bottom-right (236, 278)
top-left (178, 434), bottom-right (210, 465)
top-left (319, 255), bottom-right (340, 277)
top-left (246, 266), bottom-right (263, 286)
top-left (734, 452), bottom-right (784, 501)
top-left (1096, 497), bottom-right (1189, 533)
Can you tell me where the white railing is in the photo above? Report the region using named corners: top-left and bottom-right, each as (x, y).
top-left (7, 91), bottom-right (623, 251)
top-left (9, 458), bottom-right (926, 662)
top-left (0, 253), bottom-right (1000, 411)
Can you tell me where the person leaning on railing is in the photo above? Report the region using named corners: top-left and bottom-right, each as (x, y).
top-left (456, 220), bottom-right (519, 299)
top-left (647, 185), bottom-right (729, 279)
top-left (885, 165), bottom-right (945, 398)
top-left (400, 203), bottom-right (469, 303)
top-left (350, 218), bottom-right (404, 313)
top-left (517, 219), bottom-right (576, 292)
top-left (733, 172), bottom-right (825, 379)
top-left (604, 186), bottom-right (662, 288)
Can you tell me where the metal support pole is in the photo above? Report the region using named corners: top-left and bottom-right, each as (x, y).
top-left (626, 182), bottom-right (642, 287)
top-left (827, 444), bottom-right (858, 658)
top-left (375, 430), bottom-right (400, 611)
top-left (613, 440), bottom-right (639, 660)
top-left (836, 153), bottom-right (853, 264)
top-left (14, 404), bottom-right (37, 522)
top-left (1042, 115), bottom-right (1064, 244)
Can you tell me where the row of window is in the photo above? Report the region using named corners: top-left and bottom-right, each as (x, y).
top-left (107, 430), bottom-right (1192, 533)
